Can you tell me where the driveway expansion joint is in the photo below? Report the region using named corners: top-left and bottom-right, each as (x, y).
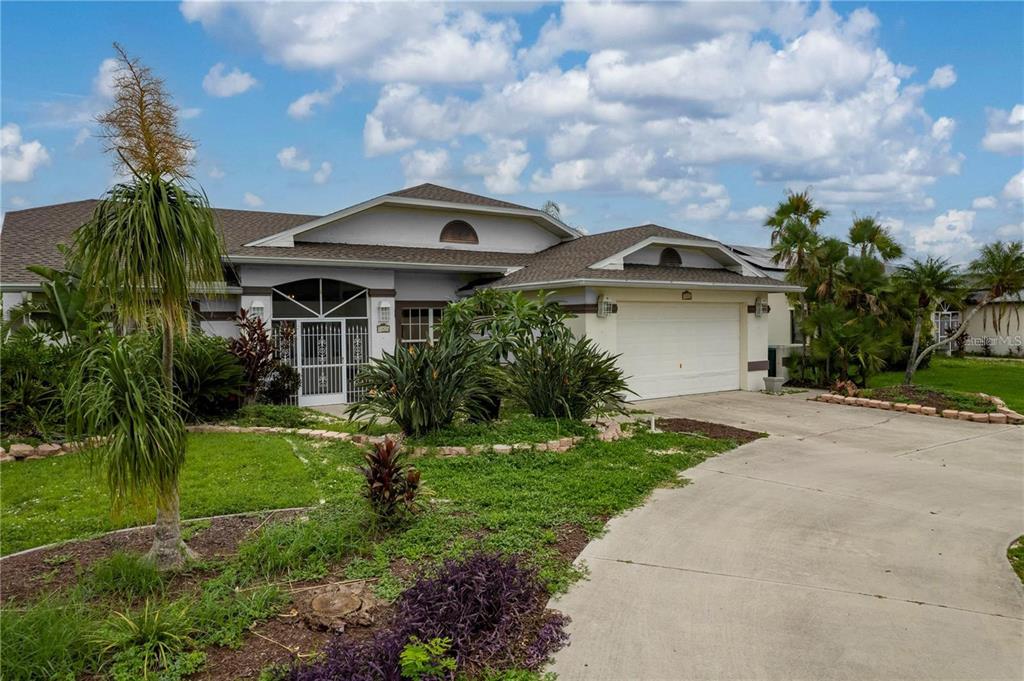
top-left (591, 556), bottom-right (1024, 622)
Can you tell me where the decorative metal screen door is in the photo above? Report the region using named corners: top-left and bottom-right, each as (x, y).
top-left (297, 320), bottom-right (345, 406)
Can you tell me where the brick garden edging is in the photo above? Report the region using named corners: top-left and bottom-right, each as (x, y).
top-left (0, 419), bottom-right (627, 463)
top-left (814, 392), bottom-right (1024, 424)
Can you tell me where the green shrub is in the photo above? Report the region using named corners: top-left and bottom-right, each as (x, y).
top-left (174, 332), bottom-right (245, 420)
top-left (94, 599), bottom-right (195, 680)
top-left (349, 334), bottom-right (491, 435)
top-left (400, 636), bottom-right (456, 680)
top-left (0, 596), bottom-right (100, 681)
top-left (84, 551), bottom-right (165, 602)
top-left (508, 333), bottom-right (630, 420)
top-left (260, 361), bottom-right (301, 405)
top-left (0, 327), bottom-right (74, 438)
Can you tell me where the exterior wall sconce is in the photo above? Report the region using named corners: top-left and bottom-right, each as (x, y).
top-left (377, 300), bottom-right (392, 333)
top-left (681, 290), bottom-right (693, 301)
top-left (249, 301), bottom-right (265, 319)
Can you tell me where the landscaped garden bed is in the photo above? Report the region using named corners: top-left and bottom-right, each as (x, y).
top-left (868, 356), bottom-right (1024, 414)
top-left (815, 387), bottom-right (1023, 424)
top-left (655, 418), bottom-right (766, 445)
top-left (0, 426), bottom-right (735, 680)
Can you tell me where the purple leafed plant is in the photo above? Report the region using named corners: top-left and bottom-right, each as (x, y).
top-left (284, 552), bottom-right (570, 680)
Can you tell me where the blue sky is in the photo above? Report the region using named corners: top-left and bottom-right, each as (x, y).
top-left (2, 1), bottom-right (1022, 260)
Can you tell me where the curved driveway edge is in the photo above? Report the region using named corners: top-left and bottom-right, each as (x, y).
top-left (551, 391), bottom-right (1024, 680)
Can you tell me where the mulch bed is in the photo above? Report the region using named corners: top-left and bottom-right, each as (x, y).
top-left (0, 510), bottom-right (302, 605)
top-left (655, 418), bottom-right (765, 445)
top-left (860, 385), bottom-right (994, 413)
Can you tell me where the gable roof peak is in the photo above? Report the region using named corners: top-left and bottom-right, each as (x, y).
top-left (386, 182), bottom-right (535, 211)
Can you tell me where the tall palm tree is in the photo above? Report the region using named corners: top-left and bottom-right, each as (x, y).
top-left (894, 257), bottom-right (963, 384)
top-left (68, 44), bottom-right (223, 569)
top-left (763, 190), bottom-right (829, 245)
top-left (849, 216), bottom-right (904, 261)
top-left (904, 241), bottom-right (1023, 380)
top-left (812, 237), bottom-right (849, 303)
top-left (771, 218), bottom-right (823, 381)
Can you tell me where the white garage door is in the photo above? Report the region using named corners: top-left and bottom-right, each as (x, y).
top-left (616, 302), bottom-right (740, 400)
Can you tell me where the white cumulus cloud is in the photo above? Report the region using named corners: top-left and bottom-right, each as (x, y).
top-left (401, 148), bottom-right (451, 186)
top-left (313, 161), bottom-right (332, 185)
top-left (1003, 169), bottom-right (1024, 202)
top-left (927, 65), bottom-right (956, 89)
top-left (981, 105), bottom-right (1024, 155)
top-left (242, 192), bottom-right (264, 208)
top-left (464, 138), bottom-right (530, 194)
top-left (288, 79), bottom-right (344, 119)
top-left (277, 146), bottom-right (311, 172)
top-left (1, 123), bottom-right (51, 182)
top-left (911, 209), bottom-right (977, 258)
top-left (202, 63), bottom-right (257, 97)
top-left (971, 195), bottom-right (998, 209)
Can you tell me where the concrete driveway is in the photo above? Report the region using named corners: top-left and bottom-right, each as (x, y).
top-left (551, 391), bottom-right (1024, 680)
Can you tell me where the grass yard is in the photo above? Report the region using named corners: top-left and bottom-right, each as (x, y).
top-left (0, 433), bottom-right (335, 556)
top-left (0, 422), bottom-right (734, 680)
top-left (405, 413), bottom-right (593, 448)
top-left (868, 356), bottom-right (1024, 413)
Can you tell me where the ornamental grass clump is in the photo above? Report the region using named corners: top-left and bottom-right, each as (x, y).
top-left (285, 552), bottom-right (569, 680)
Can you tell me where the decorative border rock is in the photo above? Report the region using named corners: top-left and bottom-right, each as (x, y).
top-left (1, 419), bottom-right (627, 464)
top-left (816, 391), bottom-right (1022, 424)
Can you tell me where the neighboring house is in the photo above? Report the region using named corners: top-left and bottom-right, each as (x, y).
top-left (1, 183), bottom-right (799, 405)
top-left (939, 292), bottom-right (1024, 356)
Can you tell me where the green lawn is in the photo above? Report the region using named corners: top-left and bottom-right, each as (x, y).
top-left (868, 356), bottom-right (1024, 413)
top-left (405, 413), bottom-right (593, 448)
top-left (0, 433), bottom-right (334, 555)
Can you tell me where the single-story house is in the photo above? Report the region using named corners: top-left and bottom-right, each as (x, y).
top-left (1, 183), bottom-right (800, 405)
top-left (933, 293), bottom-right (1024, 356)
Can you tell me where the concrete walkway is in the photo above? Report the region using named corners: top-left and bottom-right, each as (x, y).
top-left (551, 390), bottom-right (1024, 680)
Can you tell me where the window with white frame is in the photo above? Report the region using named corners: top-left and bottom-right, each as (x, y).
top-left (399, 306), bottom-right (445, 345)
top-left (932, 304), bottom-right (961, 345)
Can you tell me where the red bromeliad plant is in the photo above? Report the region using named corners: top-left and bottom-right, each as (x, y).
top-left (228, 309), bottom-right (276, 403)
top-left (360, 438), bottom-right (421, 523)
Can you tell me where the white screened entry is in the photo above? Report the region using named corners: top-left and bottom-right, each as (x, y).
top-left (270, 278), bottom-right (371, 405)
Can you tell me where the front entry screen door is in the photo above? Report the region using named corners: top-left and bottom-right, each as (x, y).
top-left (299, 321), bottom-right (344, 405)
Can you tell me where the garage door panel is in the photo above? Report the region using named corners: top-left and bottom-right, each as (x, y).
top-left (617, 303), bottom-right (740, 400)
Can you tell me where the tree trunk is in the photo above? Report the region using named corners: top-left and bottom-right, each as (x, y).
top-left (147, 487), bottom-right (196, 569)
top-left (910, 298), bottom-right (990, 375)
top-left (149, 321), bottom-right (194, 569)
top-left (903, 313), bottom-right (924, 385)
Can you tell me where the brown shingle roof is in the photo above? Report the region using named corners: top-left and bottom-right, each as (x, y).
top-left (387, 183), bottom-right (534, 211)
top-left (2, 204), bottom-right (788, 291)
top-left (1, 201), bottom-right (317, 284)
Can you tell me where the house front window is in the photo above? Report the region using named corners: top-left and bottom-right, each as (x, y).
top-left (932, 305), bottom-right (961, 345)
top-left (398, 305), bottom-right (445, 345)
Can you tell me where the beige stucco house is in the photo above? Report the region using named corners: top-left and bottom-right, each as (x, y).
top-left (1, 183), bottom-right (800, 405)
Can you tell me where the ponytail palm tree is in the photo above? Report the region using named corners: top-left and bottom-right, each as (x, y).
top-left (894, 257), bottom-right (962, 384)
top-left (68, 44), bottom-right (224, 569)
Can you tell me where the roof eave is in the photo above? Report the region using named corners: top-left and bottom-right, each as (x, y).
top-left (225, 253), bottom-right (522, 274)
top-left (491, 277), bottom-right (804, 293)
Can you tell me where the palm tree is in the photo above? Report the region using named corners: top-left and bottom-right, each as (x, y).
top-left (849, 216), bottom-right (904, 261)
top-left (894, 257), bottom-right (963, 384)
top-left (68, 44), bottom-right (223, 569)
top-left (768, 194), bottom-right (826, 381)
top-left (903, 241), bottom-right (1024, 381)
top-left (812, 237), bottom-right (849, 303)
top-left (763, 190), bottom-right (829, 245)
